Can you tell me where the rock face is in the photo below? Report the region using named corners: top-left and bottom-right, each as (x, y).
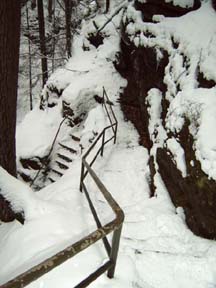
top-left (0, 195), bottom-right (15, 222)
top-left (134, 0), bottom-right (201, 22)
top-left (117, 0), bottom-right (216, 239)
top-left (116, 40), bottom-right (168, 149)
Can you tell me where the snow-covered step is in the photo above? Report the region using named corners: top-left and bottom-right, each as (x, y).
top-left (51, 168), bottom-right (63, 177)
top-left (59, 143), bottom-right (77, 154)
top-left (70, 134), bottom-right (80, 142)
top-left (47, 169), bottom-right (61, 183)
top-left (57, 148), bottom-right (76, 160)
top-left (48, 177), bottom-right (56, 183)
top-left (55, 160), bottom-right (69, 170)
top-left (57, 153), bottom-right (73, 163)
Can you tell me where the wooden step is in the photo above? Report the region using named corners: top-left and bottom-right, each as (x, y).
top-left (70, 134), bottom-right (80, 142)
top-left (59, 143), bottom-right (77, 154)
top-left (51, 169), bottom-right (63, 177)
top-left (55, 161), bottom-right (68, 170)
top-left (57, 153), bottom-right (72, 163)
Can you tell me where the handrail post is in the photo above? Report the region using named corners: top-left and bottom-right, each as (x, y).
top-left (30, 117), bottom-right (67, 187)
top-left (80, 161), bottom-right (85, 192)
top-left (107, 225), bottom-right (123, 278)
top-left (102, 86), bottom-right (105, 104)
top-left (114, 123), bottom-right (118, 144)
top-left (101, 130), bottom-right (105, 157)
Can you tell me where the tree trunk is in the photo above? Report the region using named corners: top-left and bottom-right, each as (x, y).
top-left (96, 0), bottom-right (105, 13)
top-left (48, 0), bottom-right (53, 22)
top-left (65, 0), bottom-right (72, 58)
top-left (26, 6), bottom-right (33, 110)
top-left (105, 0), bottom-right (110, 13)
top-left (0, 0), bottom-right (21, 222)
top-left (51, 0), bottom-right (56, 72)
top-left (37, 0), bottom-right (48, 86)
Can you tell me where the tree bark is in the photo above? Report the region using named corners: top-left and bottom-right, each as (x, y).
top-left (51, 0), bottom-right (56, 72)
top-left (105, 0), bottom-right (110, 13)
top-left (26, 6), bottom-right (33, 110)
top-left (212, 0), bottom-right (216, 10)
top-left (0, 0), bottom-right (21, 222)
top-left (48, 0), bottom-right (53, 22)
top-left (64, 0), bottom-right (72, 58)
top-left (37, 0), bottom-right (48, 86)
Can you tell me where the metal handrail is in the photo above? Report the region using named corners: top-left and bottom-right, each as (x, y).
top-left (79, 87), bottom-right (123, 284)
top-left (2, 88), bottom-right (124, 288)
top-left (30, 117), bottom-right (68, 187)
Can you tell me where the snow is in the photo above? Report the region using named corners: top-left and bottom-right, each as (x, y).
top-left (146, 88), bottom-right (167, 146)
top-left (165, 0), bottom-right (195, 8)
top-left (1, 1), bottom-right (216, 287)
top-left (0, 167), bottom-right (36, 216)
top-left (138, 0), bottom-right (195, 6)
top-left (5, 99), bottom-right (216, 287)
top-left (0, 161), bottom-right (99, 284)
top-left (124, 1), bottom-right (216, 179)
top-left (16, 107), bottom-right (216, 288)
top-left (166, 137), bottom-right (187, 177)
top-left (166, 87), bottom-right (216, 179)
top-left (16, 105), bottom-right (62, 159)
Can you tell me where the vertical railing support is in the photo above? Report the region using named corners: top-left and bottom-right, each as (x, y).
top-left (101, 130), bottom-right (105, 157)
top-left (107, 225), bottom-right (123, 278)
top-left (114, 123), bottom-right (118, 144)
top-left (80, 161), bottom-right (85, 192)
top-left (102, 86), bottom-right (105, 104)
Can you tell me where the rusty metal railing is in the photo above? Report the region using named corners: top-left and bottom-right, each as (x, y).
top-left (2, 87), bottom-right (124, 288)
top-left (30, 117), bottom-right (68, 188)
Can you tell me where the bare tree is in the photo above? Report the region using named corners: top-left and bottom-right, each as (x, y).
top-left (0, 0), bottom-right (22, 222)
top-left (26, 5), bottom-right (33, 110)
top-left (48, 0), bottom-right (53, 22)
top-left (105, 0), bottom-right (110, 13)
top-left (51, 0), bottom-right (57, 72)
top-left (96, 0), bottom-right (110, 13)
top-left (37, 0), bottom-right (48, 86)
top-left (64, 0), bottom-right (73, 58)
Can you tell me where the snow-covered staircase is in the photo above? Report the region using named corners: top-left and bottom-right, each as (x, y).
top-left (48, 133), bottom-right (81, 183)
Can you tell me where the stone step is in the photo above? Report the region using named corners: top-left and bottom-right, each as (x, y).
top-left (55, 160), bottom-right (68, 170)
top-left (48, 177), bottom-right (56, 183)
top-left (70, 134), bottom-right (80, 142)
top-left (58, 148), bottom-right (76, 159)
top-left (51, 168), bottom-right (63, 177)
top-left (59, 143), bottom-right (77, 154)
top-left (57, 153), bottom-right (72, 163)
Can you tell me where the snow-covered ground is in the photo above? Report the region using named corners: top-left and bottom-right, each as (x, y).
top-left (1, 1), bottom-right (216, 287)
top-left (3, 93), bottom-right (216, 287)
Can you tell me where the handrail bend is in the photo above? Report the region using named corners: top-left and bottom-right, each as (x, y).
top-left (2, 87), bottom-right (124, 288)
